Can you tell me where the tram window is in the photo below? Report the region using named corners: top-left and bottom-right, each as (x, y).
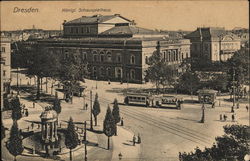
top-left (142, 97), bottom-right (145, 101)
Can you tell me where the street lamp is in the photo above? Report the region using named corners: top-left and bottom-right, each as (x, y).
top-left (95, 76), bottom-right (98, 89)
top-left (90, 90), bottom-right (93, 130)
top-left (83, 121), bottom-right (88, 161)
top-left (200, 97), bottom-right (205, 123)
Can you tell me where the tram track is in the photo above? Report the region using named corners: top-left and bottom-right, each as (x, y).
top-left (84, 94), bottom-right (215, 147)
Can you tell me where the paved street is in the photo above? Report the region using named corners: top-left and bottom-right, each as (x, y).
top-left (2, 69), bottom-right (249, 161)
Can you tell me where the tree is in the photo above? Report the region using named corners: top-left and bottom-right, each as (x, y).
top-left (65, 117), bottom-right (79, 161)
top-left (11, 97), bottom-right (22, 121)
top-left (145, 51), bottom-right (175, 93)
top-left (112, 99), bottom-right (121, 136)
top-left (53, 95), bottom-right (61, 114)
top-left (180, 125), bottom-right (249, 161)
top-left (103, 106), bottom-right (116, 150)
top-left (92, 93), bottom-right (101, 126)
top-left (26, 44), bottom-right (61, 99)
top-left (175, 70), bottom-right (200, 95)
top-left (6, 121), bottom-right (24, 161)
top-left (226, 48), bottom-right (249, 99)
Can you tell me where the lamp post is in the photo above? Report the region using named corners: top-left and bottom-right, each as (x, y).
top-left (90, 90), bottom-right (93, 130)
top-left (200, 97), bottom-right (205, 123)
top-left (95, 76), bottom-right (98, 89)
top-left (17, 67), bottom-right (19, 95)
top-left (83, 121), bottom-right (87, 161)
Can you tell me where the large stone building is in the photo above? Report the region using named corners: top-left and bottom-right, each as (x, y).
top-left (185, 27), bottom-right (241, 62)
top-left (39, 14), bottom-right (191, 83)
top-left (1, 37), bottom-right (11, 110)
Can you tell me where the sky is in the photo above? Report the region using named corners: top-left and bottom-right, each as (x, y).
top-left (0, 1), bottom-right (249, 31)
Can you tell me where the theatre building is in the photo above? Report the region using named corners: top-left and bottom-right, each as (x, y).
top-left (39, 14), bottom-right (190, 83)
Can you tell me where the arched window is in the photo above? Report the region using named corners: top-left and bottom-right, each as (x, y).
top-left (100, 67), bottom-right (105, 77)
top-left (92, 51), bottom-right (98, 62)
top-left (100, 51), bottom-right (105, 62)
top-left (107, 52), bottom-right (112, 62)
top-left (130, 69), bottom-right (135, 80)
top-left (117, 53), bottom-right (121, 62)
top-left (131, 55), bottom-right (135, 64)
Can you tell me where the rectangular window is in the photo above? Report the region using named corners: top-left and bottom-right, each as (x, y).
top-left (3, 70), bottom-right (6, 76)
top-left (86, 27), bottom-right (90, 33)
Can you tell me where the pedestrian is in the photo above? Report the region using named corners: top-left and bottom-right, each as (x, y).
top-left (31, 122), bottom-right (34, 129)
top-left (137, 133), bottom-right (141, 144)
top-left (38, 124), bottom-right (40, 129)
top-left (121, 117), bottom-right (124, 126)
top-left (108, 79), bottom-right (111, 85)
top-left (25, 109), bottom-right (29, 117)
top-left (212, 102), bottom-right (215, 108)
top-left (246, 106), bottom-right (249, 112)
top-left (232, 114), bottom-right (235, 122)
top-left (33, 102), bottom-right (35, 108)
top-left (132, 135), bottom-right (136, 146)
top-left (223, 114), bottom-right (227, 121)
top-left (231, 106), bottom-right (234, 113)
top-left (237, 102), bottom-right (240, 109)
top-left (220, 114), bottom-right (222, 121)
top-left (85, 103), bottom-right (88, 110)
top-left (27, 126), bottom-right (29, 131)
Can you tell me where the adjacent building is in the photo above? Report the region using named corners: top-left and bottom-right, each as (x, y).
top-left (1, 37), bottom-right (11, 110)
top-left (185, 27), bottom-right (241, 62)
top-left (39, 14), bottom-right (191, 83)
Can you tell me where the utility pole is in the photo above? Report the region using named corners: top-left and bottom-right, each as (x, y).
top-left (90, 90), bottom-right (93, 130)
top-left (200, 97), bottom-right (205, 123)
top-left (17, 67), bottom-right (19, 95)
top-left (82, 121), bottom-right (87, 161)
top-left (83, 93), bottom-right (85, 110)
top-left (232, 69), bottom-right (236, 108)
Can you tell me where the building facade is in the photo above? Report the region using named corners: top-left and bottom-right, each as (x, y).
top-left (1, 37), bottom-right (11, 110)
top-left (185, 27), bottom-right (241, 62)
top-left (39, 14), bottom-right (191, 83)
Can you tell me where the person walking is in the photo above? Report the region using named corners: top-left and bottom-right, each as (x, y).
top-left (85, 103), bottom-right (88, 110)
top-left (223, 114), bottom-right (227, 121)
top-left (220, 114), bottom-right (222, 121)
top-left (121, 117), bottom-right (124, 126)
top-left (246, 106), bottom-right (249, 112)
top-left (231, 106), bottom-right (234, 113)
top-left (31, 122), bottom-right (34, 129)
top-left (137, 133), bottom-right (141, 144)
top-left (33, 102), bottom-right (35, 108)
top-left (232, 114), bottom-right (235, 122)
top-left (237, 102), bottom-right (240, 109)
top-left (132, 135), bottom-right (136, 146)
top-left (25, 109), bottom-right (29, 117)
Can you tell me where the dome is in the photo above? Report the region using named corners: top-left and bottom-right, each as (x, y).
top-left (40, 109), bottom-right (58, 120)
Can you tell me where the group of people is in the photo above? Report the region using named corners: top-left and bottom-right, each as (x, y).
top-left (220, 113), bottom-right (236, 122)
top-left (21, 104), bottom-right (29, 117)
top-left (132, 134), bottom-right (141, 146)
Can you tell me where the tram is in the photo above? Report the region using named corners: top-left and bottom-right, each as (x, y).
top-left (124, 93), bottom-right (183, 109)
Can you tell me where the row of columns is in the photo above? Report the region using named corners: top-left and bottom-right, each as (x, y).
top-left (41, 121), bottom-right (58, 143)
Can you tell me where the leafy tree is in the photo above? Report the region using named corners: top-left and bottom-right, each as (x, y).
top-left (92, 93), bottom-right (101, 126)
top-left (206, 74), bottom-right (228, 92)
top-left (180, 125), bottom-right (249, 161)
top-left (11, 97), bottom-right (22, 121)
top-left (175, 71), bottom-right (200, 95)
top-left (65, 117), bottom-right (79, 161)
top-left (112, 99), bottom-right (121, 136)
top-left (53, 95), bottom-right (61, 114)
top-left (6, 121), bottom-right (24, 161)
top-left (145, 51), bottom-right (175, 92)
top-left (226, 48), bottom-right (249, 98)
top-left (26, 44), bottom-right (61, 99)
top-left (103, 106), bottom-right (116, 150)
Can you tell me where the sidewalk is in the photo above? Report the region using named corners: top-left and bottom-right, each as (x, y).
top-left (111, 126), bottom-right (140, 161)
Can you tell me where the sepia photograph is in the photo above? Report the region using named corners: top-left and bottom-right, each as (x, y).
top-left (0, 1), bottom-right (249, 161)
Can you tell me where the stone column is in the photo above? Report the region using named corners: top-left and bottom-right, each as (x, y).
top-left (54, 121), bottom-right (58, 140)
top-left (41, 124), bottom-right (44, 140)
top-left (46, 123), bottom-right (49, 141)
